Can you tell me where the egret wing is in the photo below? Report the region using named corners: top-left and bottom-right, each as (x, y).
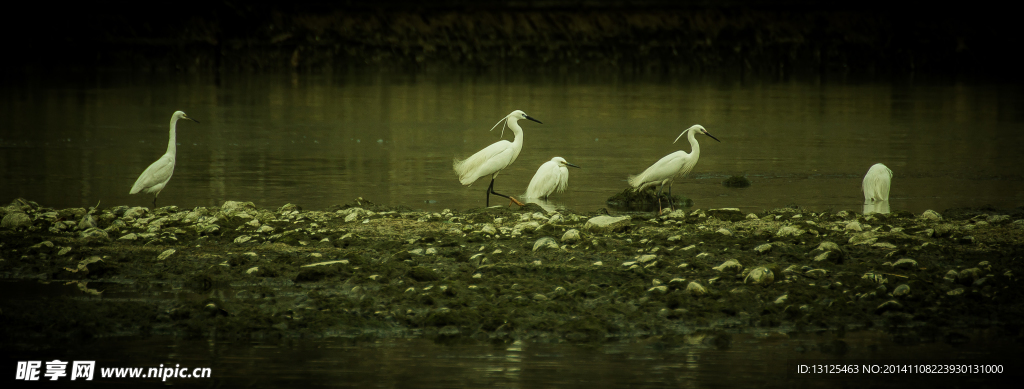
top-left (628, 151), bottom-right (688, 190)
top-left (130, 155), bottom-right (175, 194)
top-left (525, 161), bottom-right (561, 198)
top-left (453, 140), bottom-right (515, 185)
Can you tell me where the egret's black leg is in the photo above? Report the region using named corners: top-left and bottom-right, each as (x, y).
top-left (152, 197), bottom-right (158, 208)
top-left (655, 183), bottom-right (665, 214)
top-left (487, 177), bottom-right (524, 206)
top-left (667, 184), bottom-right (675, 212)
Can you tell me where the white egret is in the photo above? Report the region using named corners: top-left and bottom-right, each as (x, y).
top-left (129, 111), bottom-right (199, 207)
top-left (628, 124), bottom-right (720, 214)
top-left (862, 163), bottom-right (893, 204)
top-left (453, 110), bottom-right (542, 207)
top-left (524, 157), bottom-right (581, 199)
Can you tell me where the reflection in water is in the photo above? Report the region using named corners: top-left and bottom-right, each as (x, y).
top-left (864, 200), bottom-right (891, 214)
top-left (1, 71), bottom-right (1022, 214)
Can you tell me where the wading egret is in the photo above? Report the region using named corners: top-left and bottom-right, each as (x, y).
top-left (129, 111), bottom-right (199, 207)
top-left (453, 110), bottom-right (542, 207)
top-left (525, 157), bottom-right (581, 199)
top-left (862, 163), bottom-right (893, 204)
top-left (628, 124), bottom-right (720, 214)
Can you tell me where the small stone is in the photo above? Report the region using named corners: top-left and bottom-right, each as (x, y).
top-left (845, 221), bottom-right (863, 232)
top-left (805, 269), bottom-right (828, 279)
top-left (472, 273), bottom-right (482, 279)
top-left (57, 247), bottom-right (72, 256)
top-left (80, 227), bottom-right (109, 240)
top-left (479, 224), bottom-right (497, 235)
top-left (561, 229), bottom-right (581, 243)
top-left (744, 267), bottom-right (774, 285)
top-left (118, 233), bottom-right (138, 241)
top-left (712, 260), bottom-right (743, 273)
top-left (875, 300), bottom-right (902, 313)
top-left (774, 295), bottom-right (788, 304)
top-left (409, 248), bottom-right (424, 256)
top-left (637, 254), bottom-right (657, 264)
top-left (947, 288), bottom-right (965, 296)
top-left (667, 235), bottom-right (682, 242)
top-left (592, 261), bottom-right (603, 266)
top-left (669, 278), bottom-right (687, 287)
top-left (849, 232), bottom-right (877, 245)
top-left (425, 247), bottom-right (438, 255)
top-left (662, 210), bottom-right (687, 220)
top-left (648, 286), bottom-right (669, 294)
top-left (301, 260), bottom-right (350, 267)
top-left (893, 284), bottom-right (910, 296)
top-left (369, 274), bottom-right (382, 281)
top-left (234, 235), bottom-right (253, 244)
top-left (753, 243), bottom-right (772, 253)
top-left (943, 270), bottom-right (959, 282)
top-left (891, 258), bottom-right (918, 269)
top-left (716, 228), bottom-right (732, 236)
top-left (583, 215), bottom-right (632, 232)
top-left (862, 273), bottom-right (887, 284)
top-left (776, 226), bottom-right (805, 237)
top-left (157, 249), bottom-right (176, 261)
top-left (533, 293), bottom-right (549, 301)
top-left (686, 282), bottom-right (707, 296)
top-left (621, 261), bottom-right (637, 267)
top-left (872, 242), bottom-right (898, 249)
top-left (958, 268), bottom-right (982, 283)
top-left (921, 210), bottom-right (942, 221)
top-left (816, 241), bottom-right (840, 252)
top-left (533, 237), bottom-right (560, 251)
top-left (746, 213), bottom-right (758, 220)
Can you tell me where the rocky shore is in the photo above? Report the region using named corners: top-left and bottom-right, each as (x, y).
top-left (2, 198), bottom-right (1023, 349)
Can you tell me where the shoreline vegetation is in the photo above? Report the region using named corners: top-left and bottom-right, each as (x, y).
top-left (4, 2), bottom-right (1015, 78)
top-left (2, 198), bottom-right (1023, 348)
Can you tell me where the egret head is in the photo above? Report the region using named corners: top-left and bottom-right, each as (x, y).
top-left (674, 124), bottom-right (719, 144)
top-left (175, 111), bottom-right (200, 123)
top-left (552, 157), bottom-right (581, 169)
top-left (509, 110), bottom-right (542, 124)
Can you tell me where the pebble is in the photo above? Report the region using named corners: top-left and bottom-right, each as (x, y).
top-left (922, 210), bottom-right (942, 221)
top-left (753, 243), bottom-right (772, 253)
top-left (893, 284), bottom-right (910, 296)
top-left (686, 282), bottom-right (707, 296)
top-left (157, 249), bottom-right (176, 261)
top-left (776, 226), bottom-right (805, 237)
top-left (583, 215), bottom-right (631, 232)
top-left (744, 267), bottom-right (774, 285)
top-left (712, 260), bottom-right (743, 273)
top-left (891, 258), bottom-right (918, 269)
top-left (533, 237), bottom-right (559, 251)
top-left (717, 228), bottom-right (732, 236)
top-left (561, 229), bottom-right (581, 243)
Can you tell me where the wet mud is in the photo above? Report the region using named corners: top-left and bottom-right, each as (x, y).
top-left (2, 198), bottom-right (1023, 350)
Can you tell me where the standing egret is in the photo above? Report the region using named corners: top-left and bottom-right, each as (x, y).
top-left (525, 157), bottom-right (581, 199)
top-left (628, 124), bottom-right (720, 214)
top-left (862, 163), bottom-right (893, 204)
top-left (129, 111), bottom-right (199, 207)
top-left (453, 110), bottom-right (542, 207)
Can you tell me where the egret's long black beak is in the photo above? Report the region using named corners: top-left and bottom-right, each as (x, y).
top-left (705, 131), bottom-right (720, 142)
top-left (525, 115), bottom-right (542, 124)
top-left (185, 116), bottom-right (200, 124)
top-left (566, 162), bottom-right (581, 169)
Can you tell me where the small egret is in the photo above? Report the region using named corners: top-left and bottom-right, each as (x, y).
top-left (129, 111), bottom-right (199, 207)
top-left (862, 163), bottom-right (893, 204)
top-left (525, 157), bottom-right (581, 199)
top-left (628, 124), bottom-right (720, 214)
top-left (453, 110), bottom-right (542, 207)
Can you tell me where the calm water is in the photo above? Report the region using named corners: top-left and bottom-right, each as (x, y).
top-left (2, 71), bottom-right (1023, 214)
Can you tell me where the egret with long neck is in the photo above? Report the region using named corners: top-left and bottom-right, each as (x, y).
top-left (628, 124), bottom-right (720, 214)
top-left (454, 110), bottom-right (542, 207)
top-left (130, 111), bottom-right (199, 207)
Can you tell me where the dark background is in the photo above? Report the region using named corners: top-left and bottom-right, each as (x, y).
top-left (3, 0), bottom-right (1016, 78)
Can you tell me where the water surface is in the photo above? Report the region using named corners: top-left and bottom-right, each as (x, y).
top-left (2, 71), bottom-right (1022, 213)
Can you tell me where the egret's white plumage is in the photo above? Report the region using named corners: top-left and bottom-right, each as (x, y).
top-left (130, 111), bottom-right (198, 206)
top-left (862, 163), bottom-right (893, 204)
top-left (628, 124), bottom-right (720, 213)
top-left (525, 157), bottom-right (580, 199)
top-left (453, 110), bottom-right (542, 206)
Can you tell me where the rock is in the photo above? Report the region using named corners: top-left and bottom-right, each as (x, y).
top-left (221, 200), bottom-right (256, 215)
top-left (893, 284), bottom-right (911, 296)
top-left (712, 260), bottom-right (743, 273)
top-left (648, 286), bottom-right (669, 294)
top-left (512, 221), bottom-right (540, 234)
top-left (1, 212), bottom-right (32, 229)
top-left (246, 267), bottom-right (260, 274)
top-left (746, 213), bottom-right (759, 220)
top-left (816, 241), bottom-right (840, 252)
top-left (301, 260), bottom-right (350, 267)
top-left (774, 295), bottom-right (788, 304)
top-left (805, 269), bottom-right (828, 279)
top-left (744, 267), bottom-right (774, 285)
top-left (80, 227), bottom-right (109, 240)
top-left (548, 214), bottom-right (564, 224)
top-left (409, 248), bottom-right (424, 256)
top-left (716, 228), bottom-right (733, 236)
top-left (583, 215), bottom-right (631, 232)
top-left (849, 232), bottom-right (877, 245)
top-left (686, 282), bottom-right (707, 296)
top-left (278, 203), bottom-right (301, 213)
top-left (987, 215), bottom-right (1010, 224)
top-left (707, 208), bottom-right (744, 221)
top-left (753, 243), bottom-right (772, 253)
top-left (157, 249), bottom-right (176, 261)
top-left (77, 214), bottom-right (97, 230)
top-left (561, 229), bottom-right (581, 243)
top-left (479, 224), bottom-right (497, 235)
top-left (533, 237), bottom-right (560, 251)
top-left (425, 247), bottom-right (438, 255)
top-left (662, 210), bottom-right (687, 220)
top-left (119, 233), bottom-right (137, 241)
top-left (933, 224), bottom-right (954, 237)
top-left (123, 207), bottom-right (148, 219)
top-left (958, 268), bottom-right (982, 283)
top-left (776, 226), bottom-right (805, 237)
top-left (921, 210), bottom-right (942, 221)
top-left (891, 258), bottom-right (918, 269)
top-left (668, 235), bottom-right (682, 242)
top-left (845, 221), bottom-right (863, 232)
top-left (862, 273), bottom-right (887, 285)
top-left (669, 278), bottom-right (687, 288)
top-left (875, 300), bottom-right (902, 313)
top-left (234, 235), bottom-right (253, 244)
top-left (533, 293), bottom-right (549, 301)
top-left (943, 270), bottom-right (959, 282)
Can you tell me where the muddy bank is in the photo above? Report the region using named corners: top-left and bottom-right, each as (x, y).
top-left (2, 198), bottom-right (1023, 350)
top-left (5, 1), bottom-right (1016, 77)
